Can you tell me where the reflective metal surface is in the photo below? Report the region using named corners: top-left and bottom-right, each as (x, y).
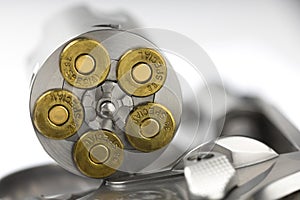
top-left (199, 136), bottom-right (279, 169)
top-left (20, 5), bottom-right (300, 199)
top-left (0, 165), bottom-right (100, 200)
top-left (81, 173), bottom-right (188, 200)
top-left (6, 89), bottom-right (300, 199)
top-left (89, 86), bottom-right (300, 200)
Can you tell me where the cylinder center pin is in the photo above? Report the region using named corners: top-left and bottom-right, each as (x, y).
top-left (48, 105), bottom-right (69, 126)
top-left (98, 101), bottom-right (116, 118)
top-left (75, 54), bottom-right (96, 75)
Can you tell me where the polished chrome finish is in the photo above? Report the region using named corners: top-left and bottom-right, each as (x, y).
top-left (82, 174), bottom-right (188, 200)
top-left (215, 136), bottom-right (278, 168)
top-left (106, 171), bottom-right (183, 186)
top-left (0, 165), bottom-right (100, 200)
top-left (25, 6), bottom-right (300, 199)
top-left (250, 152), bottom-right (300, 200)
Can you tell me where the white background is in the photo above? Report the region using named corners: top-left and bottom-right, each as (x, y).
top-left (1, 0), bottom-right (300, 178)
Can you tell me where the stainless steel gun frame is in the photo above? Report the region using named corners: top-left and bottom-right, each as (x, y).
top-left (81, 88), bottom-right (300, 200)
top-left (3, 86), bottom-right (300, 199)
top-left (3, 6), bottom-right (300, 200)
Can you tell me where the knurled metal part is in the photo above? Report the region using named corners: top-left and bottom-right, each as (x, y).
top-left (117, 48), bottom-right (167, 97)
top-left (73, 129), bottom-right (124, 178)
top-left (33, 89), bottom-right (84, 139)
top-left (125, 102), bottom-right (176, 152)
top-left (82, 81), bottom-right (133, 131)
top-left (184, 153), bottom-right (237, 199)
top-left (60, 38), bottom-right (110, 89)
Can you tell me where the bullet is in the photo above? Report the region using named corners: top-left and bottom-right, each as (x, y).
top-left (60, 38), bottom-right (110, 89)
top-left (117, 48), bottom-right (167, 97)
top-left (33, 89), bottom-right (84, 139)
top-left (73, 130), bottom-right (124, 178)
top-left (125, 103), bottom-right (176, 152)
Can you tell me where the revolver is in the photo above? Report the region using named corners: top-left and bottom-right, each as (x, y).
top-left (1, 6), bottom-right (300, 200)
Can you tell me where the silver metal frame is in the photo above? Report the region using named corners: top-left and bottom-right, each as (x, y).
top-left (30, 28), bottom-right (183, 176)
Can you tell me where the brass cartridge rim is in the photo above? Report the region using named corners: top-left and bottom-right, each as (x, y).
top-left (60, 38), bottom-right (110, 89)
top-left (73, 130), bottom-right (124, 178)
top-left (117, 48), bottom-right (167, 97)
top-left (125, 103), bottom-right (176, 152)
top-left (33, 89), bottom-right (84, 139)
